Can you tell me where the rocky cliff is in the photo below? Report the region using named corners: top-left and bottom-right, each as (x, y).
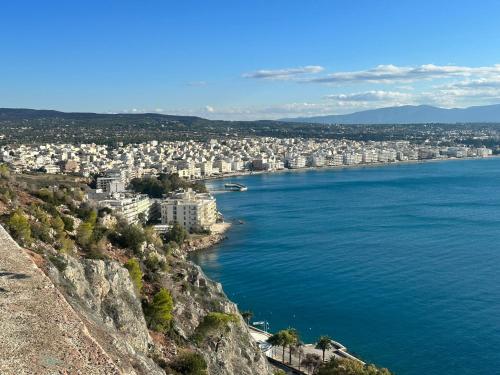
top-left (0, 224), bottom-right (270, 374)
top-left (163, 254), bottom-right (270, 374)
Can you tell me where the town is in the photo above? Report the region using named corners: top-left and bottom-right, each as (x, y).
top-left (0, 137), bottom-right (493, 234)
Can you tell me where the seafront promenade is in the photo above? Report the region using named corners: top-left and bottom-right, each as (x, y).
top-left (197, 154), bottom-right (498, 183)
top-left (248, 326), bottom-right (364, 374)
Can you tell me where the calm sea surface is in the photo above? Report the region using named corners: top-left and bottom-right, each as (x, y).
top-left (190, 158), bottom-right (500, 375)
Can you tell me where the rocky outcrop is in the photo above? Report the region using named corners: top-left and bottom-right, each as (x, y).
top-left (0, 223), bottom-right (269, 375)
top-left (46, 256), bottom-right (164, 375)
top-left (163, 256), bottom-right (270, 375)
top-left (0, 225), bottom-right (122, 374)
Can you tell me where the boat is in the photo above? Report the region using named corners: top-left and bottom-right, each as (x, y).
top-left (224, 182), bottom-right (248, 192)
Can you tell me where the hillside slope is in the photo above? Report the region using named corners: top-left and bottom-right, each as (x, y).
top-left (0, 225), bottom-right (123, 374)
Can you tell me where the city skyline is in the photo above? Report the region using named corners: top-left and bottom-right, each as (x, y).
top-left (3, 1), bottom-right (500, 119)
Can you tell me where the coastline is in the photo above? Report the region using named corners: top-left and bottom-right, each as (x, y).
top-left (187, 155), bottom-right (500, 372)
top-left (182, 221), bottom-right (232, 253)
top-left (197, 155), bottom-right (499, 183)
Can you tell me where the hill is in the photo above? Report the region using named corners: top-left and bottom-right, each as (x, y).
top-left (282, 104), bottom-right (500, 124)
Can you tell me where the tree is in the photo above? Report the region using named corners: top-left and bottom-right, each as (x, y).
top-left (167, 221), bottom-right (188, 245)
top-left (61, 215), bottom-right (74, 231)
top-left (146, 288), bottom-right (174, 332)
top-left (241, 310), bottom-right (253, 325)
top-left (267, 330), bottom-right (293, 363)
top-left (193, 312), bottom-right (238, 351)
top-left (51, 215), bottom-right (65, 239)
top-left (76, 221), bottom-right (94, 249)
top-left (120, 224), bottom-right (146, 253)
top-left (296, 341), bottom-right (305, 371)
top-left (284, 328), bottom-right (300, 364)
top-left (7, 210), bottom-right (32, 245)
top-left (124, 258), bottom-right (143, 294)
top-left (57, 236), bottom-right (75, 253)
top-left (316, 335), bottom-right (334, 362)
top-left (301, 353), bottom-right (322, 375)
top-left (169, 351), bottom-right (207, 375)
top-left (316, 358), bottom-right (393, 375)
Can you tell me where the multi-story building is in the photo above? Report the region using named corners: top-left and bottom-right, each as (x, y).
top-left (96, 193), bottom-right (151, 225)
top-left (160, 188), bottom-right (217, 231)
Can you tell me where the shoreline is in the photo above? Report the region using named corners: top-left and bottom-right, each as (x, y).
top-left (197, 155), bottom-right (499, 183)
top-left (187, 154), bottom-right (500, 371)
top-left (182, 221), bottom-right (232, 253)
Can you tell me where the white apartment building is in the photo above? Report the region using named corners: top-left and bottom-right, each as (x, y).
top-left (97, 193), bottom-right (151, 225)
top-left (160, 188), bottom-right (217, 231)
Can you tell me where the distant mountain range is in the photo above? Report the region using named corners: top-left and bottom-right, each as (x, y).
top-left (3, 104), bottom-right (500, 126)
top-left (281, 104), bottom-right (500, 124)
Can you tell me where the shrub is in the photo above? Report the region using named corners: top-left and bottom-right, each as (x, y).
top-left (167, 222), bottom-right (188, 245)
top-left (145, 288), bottom-right (174, 332)
top-left (169, 351), bottom-right (207, 375)
top-left (51, 215), bottom-right (65, 238)
top-left (7, 210), bottom-right (32, 245)
top-left (317, 358), bottom-right (393, 375)
top-left (57, 237), bottom-right (75, 254)
top-left (120, 224), bottom-right (146, 253)
top-left (193, 312), bottom-right (238, 344)
top-left (30, 221), bottom-right (52, 243)
top-left (61, 215), bottom-right (74, 231)
top-left (48, 255), bottom-right (67, 272)
top-left (124, 258), bottom-right (143, 294)
top-left (76, 221), bottom-right (94, 249)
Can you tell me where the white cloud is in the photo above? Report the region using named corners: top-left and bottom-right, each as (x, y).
top-left (306, 64), bottom-right (500, 84)
top-left (324, 90), bottom-right (414, 102)
top-left (242, 65), bottom-right (324, 80)
top-left (187, 81), bottom-right (208, 87)
top-left (205, 105), bottom-right (215, 113)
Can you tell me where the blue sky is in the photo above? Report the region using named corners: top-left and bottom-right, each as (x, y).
top-left (2, 0), bottom-right (500, 120)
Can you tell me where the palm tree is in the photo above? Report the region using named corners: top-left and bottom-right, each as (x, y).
top-left (301, 353), bottom-right (322, 374)
top-left (296, 341), bottom-right (305, 370)
top-left (267, 332), bottom-right (285, 362)
top-left (241, 310), bottom-right (253, 325)
top-left (315, 335), bottom-right (334, 362)
top-left (285, 328), bottom-right (299, 364)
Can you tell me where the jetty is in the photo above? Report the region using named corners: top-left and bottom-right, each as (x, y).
top-left (248, 325), bottom-right (365, 374)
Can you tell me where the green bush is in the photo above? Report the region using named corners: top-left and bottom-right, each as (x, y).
top-left (193, 312), bottom-right (238, 344)
top-left (30, 221), bottom-right (52, 243)
top-left (124, 258), bottom-right (143, 294)
top-left (76, 221), bottom-right (94, 249)
top-left (7, 210), bottom-right (32, 245)
top-left (109, 222), bottom-right (147, 254)
top-left (145, 288), bottom-right (174, 332)
top-left (48, 255), bottom-right (67, 272)
top-left (169, 351), bottom-right (207, 375)
top-left (167, 222), bottom-right (188, 245)
top-left (56, 237), bottom-right (75, 254)
top-left (51, 215), bottom-right (65, 238)
top-left (61, 215), bottom-right (74, 231)
top-left (317, 358), bottom-right (393, 375)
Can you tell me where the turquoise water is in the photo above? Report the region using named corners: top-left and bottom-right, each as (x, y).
top-left (190, 159), bottom-right (500, 375)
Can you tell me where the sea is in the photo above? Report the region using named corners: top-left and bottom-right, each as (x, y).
top-left (190, 158), bottom-right (500, 375)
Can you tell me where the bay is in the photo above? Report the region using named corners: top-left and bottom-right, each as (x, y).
top-left (191, 158), bottom-right (500, 375)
